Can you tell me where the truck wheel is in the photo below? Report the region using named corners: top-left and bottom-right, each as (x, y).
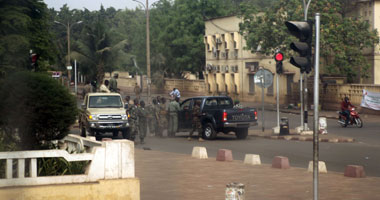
top-left (122, 129), bottom-right (131, 140)
top-left (235, 128), bottom-right (248, 139)
top-left (202, 123), bottom-right (216, 140)
top-left (113, 131), bottom-right (119, 138)
top-left (80, 124), bottom-right (86, 137)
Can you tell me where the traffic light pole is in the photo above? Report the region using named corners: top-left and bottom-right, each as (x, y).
top-left (313, 13), bottom-right (321, 200)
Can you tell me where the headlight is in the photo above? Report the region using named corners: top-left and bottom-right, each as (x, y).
top-left (89, 114), bottom-right (99, 120)
top-left (122, 114), bottom-right (128, 120)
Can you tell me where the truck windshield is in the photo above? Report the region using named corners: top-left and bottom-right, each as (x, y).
top-left (89, 96), bottom-right (123, 108)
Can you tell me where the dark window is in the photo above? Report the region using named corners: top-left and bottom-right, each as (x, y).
top-left (89, 96), bottom-right (123, 108)
top-left (249, 75), bottom-right (255, 93)
top-left (218, 98), bottom-right (232, 108)
top-left (181, 99), bottom-right (192, 110)
top-left (287, 74), bottom-right (294, 95)
top-left (204, 98), bottom-right (218, 109)
top-left (267, 82), bottom-right (274, 96)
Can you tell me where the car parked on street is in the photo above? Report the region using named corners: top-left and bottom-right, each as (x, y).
top-left (178, 96), bottom-right (258, 140)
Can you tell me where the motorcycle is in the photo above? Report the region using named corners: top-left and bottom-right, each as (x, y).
top-left (338, 107), bottom-right (363, 128)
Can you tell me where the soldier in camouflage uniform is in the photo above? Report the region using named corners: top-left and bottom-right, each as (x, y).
top-left (157, 97), bottom-right (168, 137)
top-left (188, 100), bottom-right (204, 141)
top-left (146, 100), bottom-right (154, 136)
top-left (168, 97), bottom-right (181, 137)
top-left (150, 99), bottom-right (160, 136)
top-left (137, 100), bottom-right (149, 144)
top-left (127, 99), bottom-right (139, 142)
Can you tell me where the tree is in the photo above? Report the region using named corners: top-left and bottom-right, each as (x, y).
top-left (239, 0), bottom-right (379, 83)
top-left (0, 0), bottom-right (56, 76)
top-left (0, 72), bottom-right (78, 150)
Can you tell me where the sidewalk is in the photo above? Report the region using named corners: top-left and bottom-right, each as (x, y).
top-left (135, 149), bottom-right (380, 200)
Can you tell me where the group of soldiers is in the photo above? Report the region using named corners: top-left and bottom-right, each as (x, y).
top-left (125, 96), bottom-right (183, 144)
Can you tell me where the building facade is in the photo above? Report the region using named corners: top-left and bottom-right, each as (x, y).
top-left (203, 16), bottom-right (301, 104)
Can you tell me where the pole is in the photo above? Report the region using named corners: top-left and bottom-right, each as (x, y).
top-left (146, 0), bottom-right (151, 101)
top-left (67, 23), bottom-right (71, 87)
top-left (276, 73), bottom-right (280, 128)
top-left (300, 75), bottom-right (304, 128)
top-left (313, 13), bottom-right (320, 200)
top-left (304, 74), bottom-right (308, 130)
top-left (261, 72), bottom-right (265, 132)
top-left (74, 60), bottom-right (77, 95)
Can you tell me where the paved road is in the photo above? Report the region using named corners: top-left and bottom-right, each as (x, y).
top-left (132, 110), bottom-right (380, 177)
top-left (72, 102), bottom-right (380, 177)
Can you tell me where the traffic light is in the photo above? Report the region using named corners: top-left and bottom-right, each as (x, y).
top-left (285, 21), bottom-right (313, 73)
top-left (30, 53), bottom-right (39, 71)
top-left (274, 52), bottom-right (284, 74)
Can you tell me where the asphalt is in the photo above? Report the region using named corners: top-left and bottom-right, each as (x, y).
top-left (135, 148), bottom-right (380, 200)
top-left (74, 85), bottom-right (380, 199)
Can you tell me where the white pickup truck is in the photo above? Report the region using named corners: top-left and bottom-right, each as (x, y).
top-left (79, 93), bottom-right (130, 140)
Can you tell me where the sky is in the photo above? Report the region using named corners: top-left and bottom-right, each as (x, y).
top-left (44, 0), bottom-right (160, 11)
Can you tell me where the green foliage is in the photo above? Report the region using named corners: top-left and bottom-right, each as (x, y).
top-left (0, 72), bottom-right (78, 150)
top-left (0, 0), bottom-right (57, 76)
top-left (239, 0), bottom-right (379, 83)
top-left (38, 157), bottom-right (88, 176)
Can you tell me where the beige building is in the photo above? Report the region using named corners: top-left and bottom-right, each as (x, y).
top-left (354, 0), bottom-right (380, 84)
top-left (204, 16), bottom-right (301, 104)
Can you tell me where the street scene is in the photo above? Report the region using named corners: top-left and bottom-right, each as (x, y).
top-left (1, 0), bottom-right (380, 200)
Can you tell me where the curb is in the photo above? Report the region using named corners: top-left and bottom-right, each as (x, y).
top-left (251, 134), bottom-right (354, 143)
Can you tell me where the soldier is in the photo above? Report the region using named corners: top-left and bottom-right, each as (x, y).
top-left (124, 96), bottom-right (131, 109)
top-left (137, 100), bottom-right (149, 144)
top-left (146, 99), bottom-right (154, 136)
top-left (151, 99), bottom-right (160, 136)
top-left (109, 73), bottom-right (119, 93)
top-left (233, 100), bottom-right (243, 109)
top-left (167, 97), bottom-right (181, 137)
top-left (127, 99), bottom-right (139, 142)
top-left (134, 83), bottom-right (141, 100)
top-left (188, 100), bottom-right (204, 142)
top-left (157, 97), bottom-right (168, 137)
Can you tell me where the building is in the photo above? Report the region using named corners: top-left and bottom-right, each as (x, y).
top-left (203, 16), bottom-right (301, 104)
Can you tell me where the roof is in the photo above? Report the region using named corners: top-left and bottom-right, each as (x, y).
top-left (87, 92), bottom-right (122, 96)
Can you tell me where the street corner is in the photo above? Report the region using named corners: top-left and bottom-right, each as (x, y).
top-left (248, 129), bottom-right (354, 143)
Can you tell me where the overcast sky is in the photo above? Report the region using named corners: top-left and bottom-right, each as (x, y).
top-left (44, 0), bottom-right (160, 11)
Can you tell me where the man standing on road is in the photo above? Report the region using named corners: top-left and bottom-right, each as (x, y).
top-left (137, 100), bottom-right (148, 144)
top-left (82, 80), bottom-right (92, 99)
top-left (188, 100), bottom-right (204, 142)
top-left (168, 97), bottom-right (181, 137)
top-left (109, 73), bottom-right (119, 93)
top-left (134, 83), bottom-right (141, 100)
top-left (157, 97), bottom-right (168, 137)
top-left (128, 99), bottom-right (139, 142)
top-left (124, 96), bottom-right (131, 109)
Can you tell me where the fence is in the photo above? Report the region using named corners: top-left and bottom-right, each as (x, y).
top-left (0, 134), bottom-right (135, 188)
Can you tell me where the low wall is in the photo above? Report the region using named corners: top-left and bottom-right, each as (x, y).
top-left (0, 178), bottom-right (139, 200)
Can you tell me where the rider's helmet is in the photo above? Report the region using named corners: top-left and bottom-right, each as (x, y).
top-left (344, 97), bottom-right (349, 103)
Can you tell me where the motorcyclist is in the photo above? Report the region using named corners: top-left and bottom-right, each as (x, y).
top-left (341, 97), bottom-right (354, 125)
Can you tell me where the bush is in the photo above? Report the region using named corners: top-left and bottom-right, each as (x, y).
top-left (0, 72), bottom-right (78, 150)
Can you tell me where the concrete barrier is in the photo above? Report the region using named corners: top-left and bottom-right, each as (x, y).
top-left (191, 146), bottom-right (208, 159)
top-left (272, 156), bottom-right (290, 169)
top-left (244, 154), bottom-right (261, 165)
top-left (216, 149), bottom-right (233, 162)
top-left (344, 165), bottom-right (366, 178)
top-left (307, 161), bottom-right (327, 173)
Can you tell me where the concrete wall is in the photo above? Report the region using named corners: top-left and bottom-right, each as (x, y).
top-left (0, 179), bottom-right (140, 200)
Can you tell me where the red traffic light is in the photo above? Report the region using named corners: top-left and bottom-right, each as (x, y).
top-left (274, 52), bottom-right (284, 62)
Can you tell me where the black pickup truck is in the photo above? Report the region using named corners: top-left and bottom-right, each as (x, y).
top-left (178, 96), bottom-right (258, 140)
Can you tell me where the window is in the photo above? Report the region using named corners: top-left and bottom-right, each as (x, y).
top-left (249, 75), bottom-right (255, 93)
top-left (267, 82), bottom-right (274, 96)
top-left (287, 74), bottom-right (294, 95)
top-left (89, 96), bottom-right (122, 108)
top-left (204, 98), bottom-right (218, 109)
top-left (181, 99), bottom-right (192, 110)
top-left (218, 98), bottom-right (232, 108)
